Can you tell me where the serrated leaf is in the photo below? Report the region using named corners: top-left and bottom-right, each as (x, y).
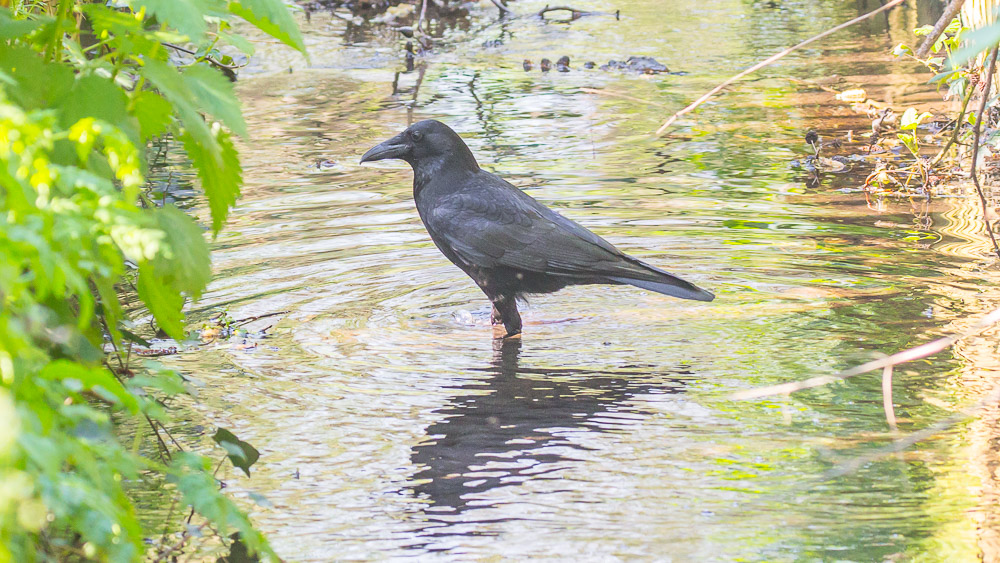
top-left (60, 74), bottom-right (140, 146)
top-left (0, 45), bottom-right (73, 110)
top-left (135, 0), bottom-right (208, 40)
top-left (0, 7), bottom-right (48, 39)
top-left (212, 428), bottom-right (260, 477)
top-left (180, 129), bottom-right (242, 234)
top-left (141, 58), bottom-right (217, 151)
top-left (183, 63), bottom-right (247, 137)
top-left (39, 360), bottom-right (140, 412)
top-left (130, 90), bottom-right (173, 141)
top-left (229, 0), bottom-right (306, 55)
top-left (153, 205), bottom-right (211, 296)
top-left (137, 262), bottom-right (185, 339)
top-left (219, 30), bottom-right (256, 55)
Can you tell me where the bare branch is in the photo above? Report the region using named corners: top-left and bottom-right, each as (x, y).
top-left (969, 47), bottom-right (1000, 259)
top-left (914, 0), bottom-right (966, 59)
top-left (732, 307), bottom-right (1000, 400)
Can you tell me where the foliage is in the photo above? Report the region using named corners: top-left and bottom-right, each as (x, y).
top-left (0, 0), bottom-right (304, 561)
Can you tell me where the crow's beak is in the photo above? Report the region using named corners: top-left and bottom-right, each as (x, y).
top-left (360, 134), bottom-right (410, 163)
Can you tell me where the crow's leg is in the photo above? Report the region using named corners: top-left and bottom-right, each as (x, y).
top-left (490, 295), bottom-right (522, 337)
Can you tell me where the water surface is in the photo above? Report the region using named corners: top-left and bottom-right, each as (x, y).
top-left (156, 1), bottom-right (1000, 559)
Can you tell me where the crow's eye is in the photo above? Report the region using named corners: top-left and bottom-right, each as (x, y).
top-left (411, 130), bottom-right (423, 142)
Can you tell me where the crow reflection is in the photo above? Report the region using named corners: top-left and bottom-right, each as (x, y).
top-left (407, 338), bottom-right (689, 524)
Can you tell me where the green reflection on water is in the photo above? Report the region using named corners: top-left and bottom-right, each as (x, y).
top-left (140, 0), bottom-right (996, 560)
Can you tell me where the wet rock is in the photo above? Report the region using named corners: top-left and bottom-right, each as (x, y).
top-left (600, 56), bottom-right (670, 74)
top-left (540, 58), bottom-right (552, 72)
top-left (791, 155), bottom-right (850, 174)
top-left (556, 55), bottom-right (570, 72)
top-left (523, 59), bottom-right (533, 71)
top-left (583, 61), bottom-right (596, 69)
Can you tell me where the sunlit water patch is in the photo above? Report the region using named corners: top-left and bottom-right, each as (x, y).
top-left (146, 0), bottom-right (1000, 560)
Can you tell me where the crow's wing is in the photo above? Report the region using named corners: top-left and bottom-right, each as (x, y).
top-left (424, 174), bottom-right (714, 301)
top-left (428, 183), bottom-right (649, 278)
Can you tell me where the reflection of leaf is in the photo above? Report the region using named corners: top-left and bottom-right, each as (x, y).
top-left (213, 428), bottom-right (260, 477)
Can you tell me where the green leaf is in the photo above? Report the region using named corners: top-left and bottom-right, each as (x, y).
top-left (229, 0), bottom-right (306, 55)
top-left (0, 8), bottom-right (48, 39)
top-left (897, 132), bottom-right (918, 156)
top-left (130, 90), bottom-right (174, 141)
top-left (135, 0), bottom-right (208, 40)
top-left (950, 20), bottom-right (1000, 68)
top-left (181, 129), bottom-right (242, 234)
top-left (218, 30), bottom-right (256, 55)
top-left (39, 360), bottom-right (140, 413)
top-left (0, 44), bottom-right (73, 110)
top-left (120, 328), bottom-right (151, 347)
top-left (899, 107), bottom-right (932, 130)
top-left (212, 428), bottom-right (260, 477)
top-left (153, 205), bottom-right (211, 296)
top-left (137, 262), bottom-right (185, 339)
top-left (60, 74), bottom-right (140, 146)
top-left (141, 58), bottom-right (218, 151)
top-left (183, 63), bottom-right (248, 137)
top-left (928, 69), bottom-right (959, 84)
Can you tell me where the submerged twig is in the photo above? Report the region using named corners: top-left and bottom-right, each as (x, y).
top-left (537, 5), bottom-right (619, 20)
top-left (882, 365), bottom-right (897, 431)
top-left (732, 307), bottom-right (1000, 400)
top-left (969, 47), bottom-right (1000, 259)
top-left (655, 0), bottom-right (906, 134)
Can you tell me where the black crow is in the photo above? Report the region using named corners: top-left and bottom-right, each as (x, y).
top-left (360, 120), bottom-right (714, 337)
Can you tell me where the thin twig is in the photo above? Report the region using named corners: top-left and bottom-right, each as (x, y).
top-left (969, 46), bottom-right (1000, 259)
top-left (882, 365), bottom-right (897, 431)
top-left (537, 4), bottom-right (618, 20)
top-left (489, 0), bottom-right (513, 15)
top-left (655, 0), bottom-right (906, 135)
top-left (914, 0), bottom-right (966, 59)
top-left (417, 0), bottom-right (428, 33)
top-left (232, 310), bottom-right (289, 327)
top-left (732, 307), bottom-right (1000, 400)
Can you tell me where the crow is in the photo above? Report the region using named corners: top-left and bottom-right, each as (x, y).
top-left (360, 120), bottom-right (714, 337)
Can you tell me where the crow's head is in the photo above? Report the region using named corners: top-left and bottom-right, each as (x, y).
top-left (360, 120), bottom-right (478, 171)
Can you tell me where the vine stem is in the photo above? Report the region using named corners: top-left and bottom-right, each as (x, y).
top-left (969, 46), bottom-right (1000, 260)
top-left (44, 0), bottom-right (73, 63)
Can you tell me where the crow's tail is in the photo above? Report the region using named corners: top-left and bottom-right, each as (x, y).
top-left (606, 262), bottom-right (714, 302)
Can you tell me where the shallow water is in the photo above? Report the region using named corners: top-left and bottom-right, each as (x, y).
top-left (152, 0), bottom-right (1000, 559)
